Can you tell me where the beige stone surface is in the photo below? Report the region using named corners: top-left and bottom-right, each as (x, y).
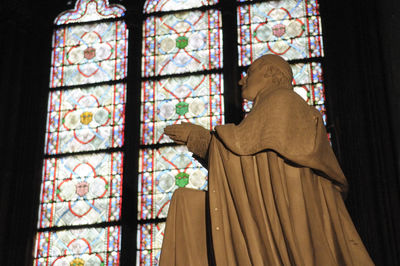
top-left (160, 55), bottom-right (374, 265)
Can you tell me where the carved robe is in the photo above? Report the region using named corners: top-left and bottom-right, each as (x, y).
top-left (159, 87), bottom-right (374, 265)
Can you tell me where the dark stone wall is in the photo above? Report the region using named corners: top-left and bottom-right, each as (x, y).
top-left (0, 2), bottom-right (62, 265)
top-left (321, 0), bottom-right (400, 264)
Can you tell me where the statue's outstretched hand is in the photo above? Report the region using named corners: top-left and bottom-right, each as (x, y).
top-left (164, 122), bottom-right (193, 144)
top-left (165, 122), bottom-right (211, 160)
top-left (164, 122), bottom-right (207, 145)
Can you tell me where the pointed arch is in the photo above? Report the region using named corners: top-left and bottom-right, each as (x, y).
top-left (55, 0), bottom-right (125, 25)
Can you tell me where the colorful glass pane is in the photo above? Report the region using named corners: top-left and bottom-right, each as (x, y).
top-left (315, 103), bottom-right (327, 124)
top-left (291, 62), bottom-right (322, 84)
top-left (142, 9), bottom-right (222, 77)
top-left (137, 223), bottom-right (165, 266)
top-left (144, 0), bottom-right (219, 13)
top-left (237, 0), bottom-right (323, 66)
top-left (141, 74), bottom-right (224, 144)
top-left (38, 152), bottom-right (123, 228)
top-left (138, 4), bottom-right (224, 264)
top-left (138, 146), bottom-right (207, 219)
top-left (242, 99), bottom-right (254, 113)
top-left (293, 83), bottom-right (325, 105)
top-left (34, 226), bottom-right (121, 265)
top-left (55, 0), bottom-right (125, 25)
top-left (51, 21), bottom-right (128, 87)
top-left (45, 83), bottom-right (126, 154)
top-left (37, 2), bottom-right (127, 265)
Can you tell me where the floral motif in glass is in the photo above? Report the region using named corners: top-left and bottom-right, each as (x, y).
top-left (34, 226), bottom-right (121, 265)
top-left (51, 21), bottom-right (128, 87)
top-left (138, 146), bottom-right (207, 219)
top-left (142, 9), bottom-right (222, 77)
top-left (38, 152), bottom-right (123, 228)
top-left (45, 83), bottom-right (126, 154)
top-left (140, 74), bottom-right (224, 144)
top-left (138, 5), bottom-right (224, 264)
top-left (237, 0), bottom-right (323, 66)
top-left (37, 1), bottom-right (127, 265)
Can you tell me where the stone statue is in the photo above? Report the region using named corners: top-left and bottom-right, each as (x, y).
top-left (160, 54), bottom-right (374, 265)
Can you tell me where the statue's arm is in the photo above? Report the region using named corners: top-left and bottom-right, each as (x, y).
top-left (186, 125), bottom-right (212, 160)
top-left (164, 122), bottom-right (212, 161)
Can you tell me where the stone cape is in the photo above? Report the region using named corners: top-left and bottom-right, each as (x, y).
top-left (159, 87), bottom-right (374, 265)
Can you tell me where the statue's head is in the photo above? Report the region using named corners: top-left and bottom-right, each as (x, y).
top-left (239, 54), bottom-right (293, 101)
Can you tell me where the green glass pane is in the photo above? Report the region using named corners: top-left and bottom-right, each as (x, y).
top-left (142, 10), bottom-right (222, 77)
top-left (138, 146), bottom-right (207, 219)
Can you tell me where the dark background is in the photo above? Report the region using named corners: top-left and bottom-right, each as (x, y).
top-left (0, 0), bottom-right (399, 265)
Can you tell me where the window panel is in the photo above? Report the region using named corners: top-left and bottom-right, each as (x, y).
top-left (38, 152), bottom-right (123, 228)
top-left (36, 1), bottom-right (128, 265)
top-left (51, 21), bottom-right (128, 87)
top-left (140, 74), bottom-right (224, 145)
top-left (315, 104), bottom-right (327, 124)
top-left (138, 146), bottom-right (207, 219)
top-left (293, 83), bottom-right (325, 105)
top-left (237, 0), bottom-right (323, 66)
top-left (142, 10), bottom-right (222, 77)
top-left (292, 61), bottom-right (323, 85)
top-left (139, 3), bottom-right (225, 265)
top-left (137, 222), bottom-right (165, 266)
top-left (34, 226), bottom-right (121, 265)
top-left (45, 83), bottom-right (126, 155)
top-left (144, 0), bottom-right (219, 13)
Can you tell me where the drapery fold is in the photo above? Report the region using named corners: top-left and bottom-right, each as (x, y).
top-left (206, 137), bottom-right (373, 265)
top-left (159, 88), bottom-right (373, 265)
top-left (160, 137), bottom-right (373, 265)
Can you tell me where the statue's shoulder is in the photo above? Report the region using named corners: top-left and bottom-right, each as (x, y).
top-left (261, 88), bottom-right (306, 107)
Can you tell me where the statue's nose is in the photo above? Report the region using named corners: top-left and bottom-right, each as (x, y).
top-left (239, 76), bottom-right (246, 86)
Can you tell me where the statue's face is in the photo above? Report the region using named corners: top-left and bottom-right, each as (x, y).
top-left (239, 60), bottom-right (267, 101)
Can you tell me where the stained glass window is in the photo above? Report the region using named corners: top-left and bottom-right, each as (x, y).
top-left (34, 226), bottom-right (121, 265)
top-left (50, 21), bottom-right (128, 87)
top-left (55, 0), bottom-right (125, 25)
top-left (45, 84), bottom-right (126, 154)
top-left (144, 0), bottom-right (218, 13)
top-left (237, 0), bottom-right (327, 126)
top-left (138, 146), bottom-right (207, 220)
top-left (237, 0), bottom-right (323, 66)
top-left (138, 1), bottom-right (223, 264)
top-left (35, 1), bottom-right (332, 265)
top-left (38, 152), bottom-right (123, 228)
top-left (142, 9), bottom-right (222, 77)
top-left (35, 1), bottom-right (127, 265)
top-left (137, 222), bottom-right (165, 266)
top-left (140, 74), bottom-right (224, 145)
